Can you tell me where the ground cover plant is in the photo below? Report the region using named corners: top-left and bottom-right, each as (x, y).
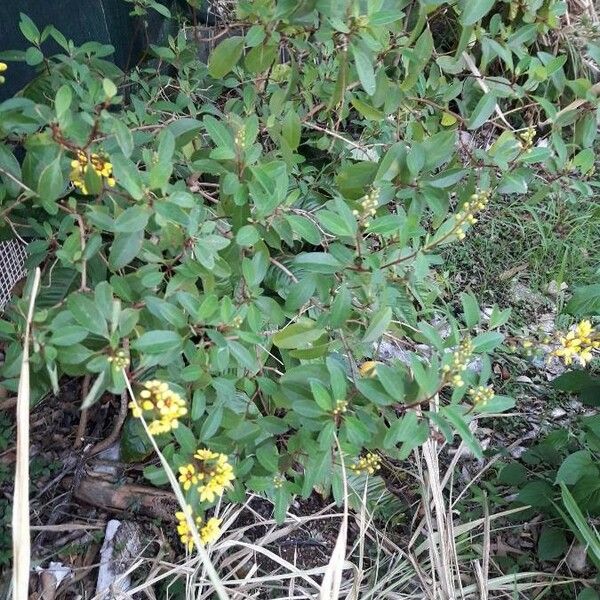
top-left (0, 0), bottom-right (599, 597)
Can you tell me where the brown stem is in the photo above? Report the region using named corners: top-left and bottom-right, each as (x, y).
top-left (87, 390), bottom-right (128, 457)
top-left (74, 374), bottom-right (92, 449)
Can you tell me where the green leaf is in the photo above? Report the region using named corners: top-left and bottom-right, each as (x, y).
top-left (518, 480), bottom-right (554, 507)
top-left (67, 293), bottom-right (108, 337)
top-left (273, 320), bottom-right (325, 350)
top-left (555, 451), bottom-right (594, 486)
top-left (111, 119), bottom-right (134, 158)
top-left (538, 526), bottom-right (567, 561)
top-left (560, 483), bottom-right (600, 561)
top-left (552, 370), bottom-right (600, 407)
top-left (310, 379), bottom-right (333, 411)
top-left (351, 45), bottom-right (376, 96)
top-left (167, 118), bottom-right (202, 147)
top-left (81, 371), bottom-right (107, 409)
top-left (173, 423), bottom-right (196, 454)
top-left (329, 285), bottom-right (352, 329)
top-left (113, 206), bottom-right (150, 233)
top-left (294, 252), bottom-right (342, 274)
top-left (317, 209), bottom-right (356, 237)
top-left (200, 406), bottom-right (223, 440)
top-left (351, 97), bottom-right (384, 121)
top-left (256, 442), bottom-right (279, 472)
top-left (468, 94), bottom-right (497, 130)
top-left (132, 330), bottom-right (183, 354)
top-left (578, 590), bottom-right (600, 600)
top-left (208, 36), bottom-right (244, 78)
top-left (110, 155), bottom-right (143, 200)
top-left (441, 405), bottom-right (482, 459)
top-left (363, 307), bottom-right (392, 344)
top-left (236, 225), bottom-right (261, 246)
top-left (472, 331), bottom-right (504, 352)
top-left (50, 325), bottom-right (88, 346)
top-left (460, 0), bottom-right (496, 25)
top-left (37, 157), bottom-right (64, 203)
top-left (203, 115), bottom-right (234, 149)
top-left (55, 85), bottom-right (72, 119)
top-left (19, 13), bottom-right (40, 44)
top-left (565, 284), bottom-right (600, 317)
top-left (282, 110), bottom-right (301, 150)
top-left (460, 293), bottom-right (480, 328)
top-left (245, 43), bottom-right (277, 73)
top-left (109, 230), bottom-right (144, 270)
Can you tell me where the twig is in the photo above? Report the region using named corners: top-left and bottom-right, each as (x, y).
top-left (461, 52), bottom-right (513, 130)
top-left (87, 391), bottom-right (129, 457)
top-left (0, 167), bottom-right (37, 198)
top-left (269, 257), bottom-right (298, 283)
top-left (74, 374), bottom-right (92, 449)
top-left (304, 122), bottom-right (367, 150)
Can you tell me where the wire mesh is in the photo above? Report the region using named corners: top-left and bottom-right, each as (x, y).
top-left (0, 239), bottom-right (27, 311)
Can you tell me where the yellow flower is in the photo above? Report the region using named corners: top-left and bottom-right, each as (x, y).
top-left (191, 448), bottom-right (235, 503)
top-left (332, 399), bottom-right (348, 416)
top-left (454, 190), bottom-right (490, 239)
top-left (70, 150), bottom-right (116, 195)
top-left (199, 517), bottom-right (222, 545)
top-left (358, 361), bottom-right (379, 378)
top-left (0, 62), bottom-right (7, 73)
top-left (273, 474), bottom-right (286, 489)
top-left (553, 320), bottom-right (599, 367)
top-left (178, 464), bottom-right (198, 490)
top-left (129, 380), bottom-right (187, 435)
top-left (443, 338), bottom-right (473, 387)
top-left (107, 349), bottom-right (129, 369)
top-left (175, 508), bottom-right (221, 550)
top-left (351, 452), bottom-right (381, 475)
top-left (468, 385), bottom-right (494, 407)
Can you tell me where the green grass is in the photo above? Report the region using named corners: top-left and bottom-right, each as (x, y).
top-left (441, 192), bottom-right (600, 325)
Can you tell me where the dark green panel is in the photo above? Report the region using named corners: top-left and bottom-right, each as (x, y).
top-left (0, 0), bottom-right (171, 100)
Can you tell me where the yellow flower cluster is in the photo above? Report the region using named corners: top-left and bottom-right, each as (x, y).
top-left (178, 448), bottom-right (235, 503)
top-left (442, 339), bottom-right (474, 387)
top-left (70, 150), bottom-right (115, 194)
top-left (358, 360), bottom-right (379, 378)
top-left (352, 187), bottom-right (379, 227)
top-left (107, 349), bottom-right (129, 369)
top-left (553, 320), bottom-right (599, 366)
top-left (0, 62), bottom-right (7, 85)
top-left (468, 385), bottom-right (495, 407)
top-left (332, 399), bottom-right (348, 416)
top-left (455, 190), bottom-right (490, 240)
top-left (234, 131), bottom-right (245, 150)
top-left (273, 474), bottom-right (286, 489)
top-left (129, 380), bottom-right (188, 435)
top-left (351, 452), bottom-right (381, 475)
top-left (175, 507), bottom-right (222, 550)
top-left (519, 127), bottom-right (536, 153)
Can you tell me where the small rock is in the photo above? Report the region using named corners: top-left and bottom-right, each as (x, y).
top-left (467, 356), bottom-right (483, 373)
top-left (511, 446), bottom-right (528, 459)
top-left (566, 542), bottom-right (588, 573)
top-left (96, 520), bottom-right (144, 599)
top-left (547, 280), bottom-right (568, 297)
top-left (550, 407), bottom-right (566, 419)
top-left (377, 339), bottom-right (412, 365)
top-left (509, 281), bottom-right (548, 307)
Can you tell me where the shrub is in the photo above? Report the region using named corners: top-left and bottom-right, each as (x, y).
top-left (0, 0), bottom-right (597, 541)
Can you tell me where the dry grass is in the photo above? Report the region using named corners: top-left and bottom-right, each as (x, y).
top-left (11, 268), bottom-right (41, 600)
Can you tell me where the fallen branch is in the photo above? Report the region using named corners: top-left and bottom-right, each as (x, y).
top-left (69, 475), bottom-right (178, 521)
